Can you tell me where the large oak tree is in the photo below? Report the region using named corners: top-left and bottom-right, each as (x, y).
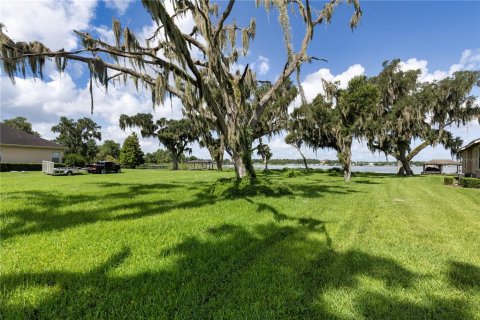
top-left (367, 60), bottom-right (480, 175)
top-left (290, 76), bottom-right (380, 182)
top-left (0, 0), bottom-right (361, 178)
top-left (51, 117), bottom-right (102, 161)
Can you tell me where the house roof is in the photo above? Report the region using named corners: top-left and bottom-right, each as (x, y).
top-left (0, 124), bottom-right (64, 149)
top-left (424, 159), bottom-right (461, 166)
top-left (459, 138), bottom-right (480, 153)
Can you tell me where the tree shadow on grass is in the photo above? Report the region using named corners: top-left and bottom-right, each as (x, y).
top-left (353, 179), bottom-right (382, 185)
top-left (2, 189), bottom-right (476, 320)
top-left (2, 172), bottom-right (365, 241)
top-left (448, 261), bottom-right (480, 291)
top-left (2, 219), bottom-right (447, 320)
top-left (356, 291), bottom-right (471, 320)
top-left (287, 182), bottom-right (361, 198)
top-left (1, 181), bottom-right (218, 240)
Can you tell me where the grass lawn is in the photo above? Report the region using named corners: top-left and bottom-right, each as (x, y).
top-left (1, 169), bottom-right (479, 319)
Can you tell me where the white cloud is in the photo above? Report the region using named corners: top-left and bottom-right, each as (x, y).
top-left (334, 64), bottom-right (366, 89)
top-left (252, 56), bottom-right (270, 75)
top-left (93, 25), bottom-right (116, 44)
top-left (276, 49), bottom-right (480, 161)
top-left (103, 0), bottom-right (134, 15)
top-left (0, 0), bottom-right (97, 51)
top-left (399, 49), bottom-right (480, 83)
top-left (1, 0), bottom-right (478, 162)
top-left (291, 63), bottom-right (365, 109)
top-left (1, 67), bottom-right (185, 153)
top-left (399, 58), bottom-right (448, 82)
top-left (459, 48), bottom-right (480, 70)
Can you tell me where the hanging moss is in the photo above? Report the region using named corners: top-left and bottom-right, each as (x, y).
top-left (209, 3), bottom-right (219, 16)
top-left (249, 18), bottom-right (256, 39)
top-left (228, 23), bottom-right (236, 50)
top-left (275, 0), bottom-right (293, 59)
top-left (54, 49), bottom-right (67, 73)
top-left (91, 56), bottom-right (108, 89)
top-left (154, 76), bottom-right (166, 106)
top-left (123, 27), bottom-right (140, 52)
top-left (112, 18), bottom-right (122, 48)
top-left (241, 29), bottom-right (249, 56)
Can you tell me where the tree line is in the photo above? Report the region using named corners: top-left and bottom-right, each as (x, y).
top-left (1, 116), bottom-right (201, 168)
top-left (1, 1), bottom-right (479, 182)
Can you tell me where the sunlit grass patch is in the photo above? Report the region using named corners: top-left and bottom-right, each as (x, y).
top-left (1, 169), bottom-right (479, 319)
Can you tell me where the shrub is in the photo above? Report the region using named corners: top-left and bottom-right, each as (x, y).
top-left (327, 167), bottom-right (342, 174)
top-left (104, 155), bottom-right (117, 162)
top-left (444, 176), bottom-right (454, 185)
top-left (63, 153), bottom-right (87, 167)
top-left (283, 169), bottom-right (301, 178)
top-left (459, 177), bottom-right (480, 188)
top-left (208, 177), bottom-right (292, 198)
top-left (0, 162), bottom-right (66, 172)
top-left (0, 163), bottom-right (42, 172)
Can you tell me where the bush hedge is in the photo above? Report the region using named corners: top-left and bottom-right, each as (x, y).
top-left (208, 177), bottom-right (293, 198)
top-left (0, 162), bottom-right (65, 172)
top-left (459, 177), bottom-right (480, 188)
top-left (0, 163), bottom-right (42, 172)
top-left (63, 153), bottom-right (87, 167)
top-left (444, 176), bottom-right (454, 185)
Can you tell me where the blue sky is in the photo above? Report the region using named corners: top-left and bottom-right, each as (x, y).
top-left (1, 0), bottom-right (479, 161)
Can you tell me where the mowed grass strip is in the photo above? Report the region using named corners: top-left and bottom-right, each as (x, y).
top-left (1, 169), bottom-right (479, 319)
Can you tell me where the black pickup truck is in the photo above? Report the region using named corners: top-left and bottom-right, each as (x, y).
top-left (85, 161), bottom-right (121, 174)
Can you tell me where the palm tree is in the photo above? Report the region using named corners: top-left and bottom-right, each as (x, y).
top-left (256, 140), bottom-right (272, 170)
top-left (284, 132), bottom-right (309, 170)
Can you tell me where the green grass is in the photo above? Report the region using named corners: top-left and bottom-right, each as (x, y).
top-left (1, 169), bottom-right (479, 319)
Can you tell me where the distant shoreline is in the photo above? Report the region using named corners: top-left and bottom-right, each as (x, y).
top-left (224, 164), bottom-right (461, 174)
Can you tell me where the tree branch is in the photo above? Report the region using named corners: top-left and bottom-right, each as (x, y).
top-left (214, 0), bottom-right (236, 40)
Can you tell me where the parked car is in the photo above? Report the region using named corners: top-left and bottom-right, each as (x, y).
top-left (85, 161), bottom-right (121, 174)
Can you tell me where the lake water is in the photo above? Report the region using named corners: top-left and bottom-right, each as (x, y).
top-left (240, 164), bottom-right (460, 174)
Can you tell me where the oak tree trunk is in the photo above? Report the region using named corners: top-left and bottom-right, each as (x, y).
top-left (343, 162), bottom-right (351, 182)
top-left (292, 145), bottom-right (309, 170)
top-left (226, 104), bottom-right (256, 179)
top-left (172, 153), bottom-right (179, 171)
top-left (215, 157), bottom-right (223, 171)
top-left (207, 146), bottom-right (224, 171)
top-left (339, 140), bottom-right (352, 183)
top-left (231, 146), bottom-right (255, 179)
top-left (396, 148), bottom-right (414, 176)
top-left (406, 140), bottom-right (431, 162)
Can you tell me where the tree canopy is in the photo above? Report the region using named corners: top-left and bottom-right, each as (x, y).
top-left (2, 116), bottom-right (40, 137)
top-left (145, 149), bottom-right (173, 164)
top-left (366, 60), bottom-right (480, 175)
top-left (120, 114), bottom-right (195, 170)
top-left (97, 140), bottom-right (121, 160)
top-left (0, 0), bottom-right (361, 179)
top-left (119, 133), bottom-right (144, 168)
top-left (51, 117), bottom-right (102, 161)
top-left (290, 76), bottom-right (380, 182)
